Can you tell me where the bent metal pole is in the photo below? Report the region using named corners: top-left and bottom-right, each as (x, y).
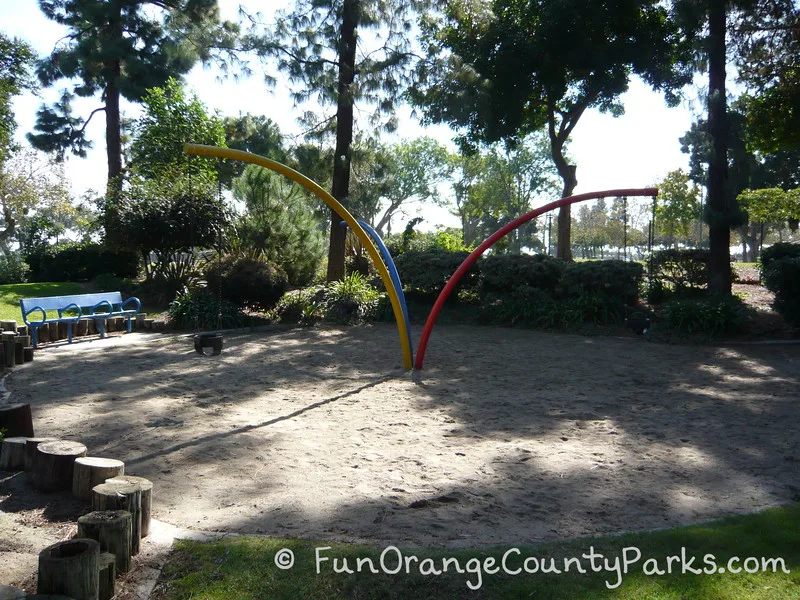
top-left (184, 143), bottom-right (414, 370)
top-left (413, 188), bottom-right (659, 370)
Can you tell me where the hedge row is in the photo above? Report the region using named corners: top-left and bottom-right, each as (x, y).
top-left (25, 243), bottom-right (140, 282)
top-left (393, 250), bottom-right (643, 326)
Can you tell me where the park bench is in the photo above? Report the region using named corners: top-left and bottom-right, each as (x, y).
top-left (20, 292), bottom-right (141, 349)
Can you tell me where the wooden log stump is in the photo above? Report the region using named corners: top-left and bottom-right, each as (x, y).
top-left (24, 437), bottom-right (59, 473)
top-left (37, 538), bottom-right (99, 600)
top-left (16, 325), bottom-right (28, 337)
top-left (0, 320), bottom-right (18, 332)
top-left (47, 322), bottom-right (59, 341)
top-left (0, 584), bottom-right (25, 599)
top-left (0, 437), bottom-right (29, 471)
top-left (143, 319), bottom-right (154, 330)
top-left (91, 482), bottom-right (141, 555)
top-left (2, 332), bottom-right (16, 367)
top-left (14, 341), bottom-right (24, 365)
top-left (23, 347), bottom-right (34, 362)
top-left (135, 313), bottom-right (146, 329)
top-left (72, 458), bottom-right (125, 501)
top-left (96, 553), bottom-right (115, 600)
top-left (105, 475), bottom-right (152, 537)
top-left (38, 325), bottom-right (50, 344)
top-left (14, 335), bottom-right (31, 347)
top-left (77, 511), bottom-right (132, 575)
top-left (57, 322), bottom-right (69, 340)
top-left (34, 441), bottom-right (87, 493)
top-left (73, 321), bottom-right (85, 337)
top-left (0, 403), bottom-right (34, 437)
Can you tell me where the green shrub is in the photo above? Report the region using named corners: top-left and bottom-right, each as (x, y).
top-left (0, 427), bottom-right (5, 443)
top-left (274, 276), bottom-right (385, 326)
top-left (206, 256), bottom-right (288, 311)
top-left (323, 272), bottom-right (382, 324)
top-left (0, 253), bottom-right (29, 284)
top-left (661, 295), bottom-right (751, 336)
top-left (560, 260), bottom-right (644, 304)
top-left (90, 273), bottom-right (138, 294)
top-left (759, 243), bottom-right (800, 282)
top-left (274, 287), bottom-right (324, 325)
top-left (26, 242), bottom-right (140, 282)
top-left (763, 257), bottom-right (800, 327)
top-left (479, 254), bottom-right (565, 297)
top-left (394, 249), bottom-right (478, 302)
top-left (168, 288), bottom-right (248, 330)
top-left (481, 286), bottom-right (563, 328)
top-left (649, 248), bottom-right (709, 294)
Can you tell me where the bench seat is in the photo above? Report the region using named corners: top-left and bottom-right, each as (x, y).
top-left (20, 291), bottom-right (141, 348)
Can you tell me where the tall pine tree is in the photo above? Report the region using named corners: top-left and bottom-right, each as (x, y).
top-left (245, 0), bottom-right (431, 280)
top-left (28, 0), bottom-right (237, 244)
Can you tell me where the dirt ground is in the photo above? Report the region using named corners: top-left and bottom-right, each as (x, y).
top-left (1, 324), bottom-right (799, 589)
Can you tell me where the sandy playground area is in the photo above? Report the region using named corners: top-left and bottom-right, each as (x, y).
top-left (1, 323), bottom-right (799, 579)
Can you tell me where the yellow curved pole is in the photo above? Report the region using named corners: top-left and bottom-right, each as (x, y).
top-left (184, 143), bottom-right (413, 370)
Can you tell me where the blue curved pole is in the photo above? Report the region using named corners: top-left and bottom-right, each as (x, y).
top-left (342, 220), bottom-right (414, 360)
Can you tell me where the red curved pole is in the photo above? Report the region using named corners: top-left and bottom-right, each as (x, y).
top-left (414, 188), bottom-right (658, 370)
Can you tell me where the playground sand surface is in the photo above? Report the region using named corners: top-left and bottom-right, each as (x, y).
top-left (2, 324), bottom-right (799, 585)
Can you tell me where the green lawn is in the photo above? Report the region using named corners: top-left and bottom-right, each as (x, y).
top-left (158, 504), bottom-right (800, 600)
top-left (0, 282), bottom-right (87, 322)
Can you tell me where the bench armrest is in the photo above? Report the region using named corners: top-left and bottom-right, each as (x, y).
top-left (121, 297), bottom-right (141, 313)
top-left (58, 303), bottom-right (83, 321)
top-left (23, 305), bottom-right (47, 325)
top-left (91, 300), bottom-right (113, 315)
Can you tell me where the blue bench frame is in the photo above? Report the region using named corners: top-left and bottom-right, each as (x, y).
top-left (20, 292), bottom-right (141, 349)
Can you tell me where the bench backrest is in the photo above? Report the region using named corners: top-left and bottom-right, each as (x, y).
top-left (20, 291), bottom-right (125, 315)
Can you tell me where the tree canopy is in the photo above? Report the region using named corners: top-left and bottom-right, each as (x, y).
top-left (244, 0), bottom-right (433, 280)
top-left (411, 0), bottom-right (694, 259)
top-left (0, 33), bottom-right (36, 167)
top-left (28, 0), bottom-right (237, 243)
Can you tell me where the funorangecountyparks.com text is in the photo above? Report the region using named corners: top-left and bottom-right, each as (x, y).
top-left (275, 545), bottom-right (793, 590)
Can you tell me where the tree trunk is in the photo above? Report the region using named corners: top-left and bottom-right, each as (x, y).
top-left (24, 437), bottom-right (59, 478)
top-left (326, 0), bottom-right (359, 282)
top-left (0, 437), bottom-right (28, 471)
top-left (106, 475), bottom-right (152, 537)
top-left (72, 457), bottom-right (125, 501)
top-left (97, 552), bottom-right (115, 600)
top-left (0, 403), bottom-right (34, 438)
top-left (37, 539), bottom-right (100, 600)
top-left (102, 3), bottom-right (124, 247)
top-left (706, 0), bottom-right (732, 295)
top-left (33, 440), bottom-right (87, 493)
top-left (77, 510), bottom-right (133, 574)
top-left (551, 136), bottom-right (577, 261)
top-left (91, 482), bottom-right (142, 555)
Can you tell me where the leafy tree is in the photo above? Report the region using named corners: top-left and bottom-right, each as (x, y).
top-left (0, 149), bottom-right (74, 260)
top-left (129, 78), bottom-right (226, 180)
top-left (118, 173), bottom-right (226, 291)
top-left (350, 137), bottom-right (452, 236)
top-left (230, 164), bottom-right (325, 286)
top-left (246, 0), bottom-right (432, 280)
top-left (0, 33), bottom-right (36, 167)
top-left (411, 0), bottom-right (693, 260)
top-left (27, 0), bottom-right (237, 243)
top-left (656, 169), bottom-right (702, 248)
top-left (738, 188), bottom-right (800, 231)
top-left (446, 134), bottom-right (558, 253)
top-left (733, 2), bottom-right (800, 152)
top-left (220, 114), bottom-right (287, 184)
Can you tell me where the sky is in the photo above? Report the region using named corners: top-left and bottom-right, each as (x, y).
top-left (2, 1), bottom-right (702, 231)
